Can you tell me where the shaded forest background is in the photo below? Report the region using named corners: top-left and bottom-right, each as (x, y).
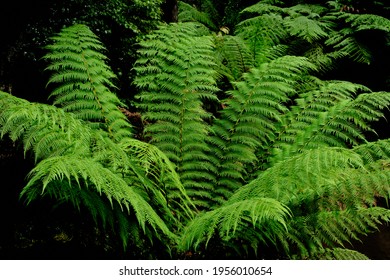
top-left (1, 0), bottom-right (390, 259)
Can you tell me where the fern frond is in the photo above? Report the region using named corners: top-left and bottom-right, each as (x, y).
top-left (269, 83), bottom-right (390, 164)
top-left (223, 145), bottom-right (390, 258)
top-left (0, 90), bottom-right (193, 248)
top-left (120, 138), bottom-right (195, 221)
top-left (354, 139), bottom-right (390, 164)
top-left (211, 56), bottom-right (315, 200)
top-left (284, 15), bottom-right (331, 43)
top-left (231, 147), bottom-right (365, 205)
top-left (310, 248), bottom-right (368, 260)
top-left (134, 22), bottom-right (219, 209)
top-left (325, 12), bottom-right (390, 65)
top-left (178, 1), bottom-right (217, 31)
top-left (214, 34), bottom-right (254, 81)
top-left (345, 13), bottom-right (390, 33)
top-left (326, 30), bottom-right (372, 64)
top-left (44, 24), bottom-right (131, 142)
top-left (0, 91), bottom-right (92, 161)
top-left (22, 155), bottom-right (176, 240)
top-left (179, 197), bottom-right (290, 251)
top-left (236, 13), bottom-right (288, 65)
top-left (240, 2), bottom-right (285, 16)
top-left (288, 207), bottom-right (390, 259)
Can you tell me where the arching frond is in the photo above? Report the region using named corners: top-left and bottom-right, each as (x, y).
top-left (0, 90), bottom-right (191, 248)
top-left (269, 82), bottom-right (390, 164)
top-left (211, 56), bottom-right (315, 200)
top-left (120, 138), bottom-right (196, 221)
top-left (179, 197), bottom-right (290, 251)
top-left (0, 91), bottom-right (91, 162)
top-left (353, 139), bottom-right (390, 164)
top-left (284, 15), bottom-right (331, 43)
top-left (22, 155), bottom-right (175, 238)
top-left (326, 13), bottom-right (390, 65)
top-left (345, 13), bottom-right (390, 33)
top-left (204, 146), bottom-right (390, 258)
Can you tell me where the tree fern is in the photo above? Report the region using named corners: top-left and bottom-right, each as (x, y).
top-left (132, 3), bottom-right (390, 258)
top-left (44, 24), bottom-right (132, 143)
top-left (2, 1), bottom-right (390, 258)
top-left (237, 1), bottom-right (390, 71)
top-left (237, 2), bottom-right (336, 69)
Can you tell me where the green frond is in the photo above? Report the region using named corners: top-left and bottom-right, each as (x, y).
top-left (22, 155), bottom-right (176, 240)
top-left (224, 144), bottom-right (390, 258)
top-left (354, 139), bottom-right (390, 164)
top-left (120, 138), bottom-right (196, 221)
top-left (240, 2), bottom-right (285, 16)
top-left (44, 24), bottom-right (132, 142)
top-left (326, 32), bottom-right (372, 64)
top-left (179, 197), bottom-right (290, 251)
top-left (286, 4), bottom-right (328, 17)
top-left (236, 13), bottom-right (288, 65)
top-left (0, 90), bottom-right (193, 249)
top-left (211, 56), bottom-right (315, 199)
top-left (310, 248), bottom-right (369, 260)
top-left (284, 15), bottom-right (331, 43)
top-left (178, 1), bottom-right (217, 31)
top-left (345, 13), bottom-right (390, 33)
top-left (214, 34), bottom-right (254, 81)
top-left (0, 91), bottom-right (92, 162)
top-left (325, 13), bottom-right (390, 65)
top-left (231, 147), bottom-right (365, 205)
top-left (134, 22), bottom-right (219, 209)
top-left (269, 83), bottom-right (390, 164)
top-left (288, 207), bottom-right (390, 259)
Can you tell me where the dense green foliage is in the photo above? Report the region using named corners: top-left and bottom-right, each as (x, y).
top-left (1, 0), bottom-right (390, 259)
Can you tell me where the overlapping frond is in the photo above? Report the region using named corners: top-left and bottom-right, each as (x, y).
top-left (269, 82), bottom-right (390, 164)
top-left (214, 147), bottom-right (390, 258)
top-left (179, 197), bottom-right (290, 251)
top-left (0, 91), bottom-right (192, 248)
top-left (326, 13), bottom-right (390, 64)
top-left (0, 91), bottom-right (91, 162)
top-left (2, 0), bottom-right (390, 258)
top-left (211, 56), bottom-right (315, 201)
top-left (236, 13), bottom-right (287, 65)
top-left (284, 14), bottom-right (331, 43)
top-left (22, 155), bottom-right (176, 238)
top-left (213, 34), bottom-right (254, 81)
top-left (238, 2), bottom-right (336, 69)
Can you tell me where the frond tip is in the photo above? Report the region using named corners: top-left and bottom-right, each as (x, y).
top-left (180, 198), bottom-right (290, 251)
top-left (22, 155), bottom-right (176, 240)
